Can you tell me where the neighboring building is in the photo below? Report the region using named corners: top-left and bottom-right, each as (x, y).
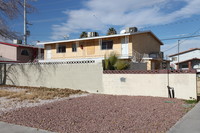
top-left (38, 29), bottom-right (164, 70)
top-left (0, 42), bottom-right (44, 63)
top-left (169, 48), bottom-right (200, 72)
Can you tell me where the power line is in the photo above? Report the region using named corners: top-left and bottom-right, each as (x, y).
top-left (161, 34), bottom-right (200, 41)
top-left (163, 27), bottom-right (200, 52)
top-left (141, 17), bottom-right (200, 30)
top-left (163, 45), bottom-right (178, 52)
top-left (93, 14), bottom-right (109, 29)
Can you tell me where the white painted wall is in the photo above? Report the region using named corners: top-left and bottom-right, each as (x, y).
top-left (103, 73), bottom-right (197, 100)
top-left (169, 49), bottom-right (200, 69)
top-left (0, 44), bottom-right (17, 61)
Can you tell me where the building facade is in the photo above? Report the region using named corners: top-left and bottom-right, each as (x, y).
top-left (39, 30), bottom-right (164, 70)
top-left (169, 48), bottom-right (200, 72)
top-left (0, 42), bottom-right (44, 63)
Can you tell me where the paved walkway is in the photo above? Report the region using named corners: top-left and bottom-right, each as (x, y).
top-left (0, 121), bottom-right (56, 133)
top-left (168, 102), bottom-right (200, 133)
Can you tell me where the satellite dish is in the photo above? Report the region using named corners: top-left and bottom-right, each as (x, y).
top-left (120, 29), bottom-right (126, 34)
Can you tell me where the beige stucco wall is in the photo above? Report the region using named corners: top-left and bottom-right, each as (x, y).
top-left (0, 44), bottom-right (17, 60)
top-left (103, 73), bottom-right (197, 100)
top-left (132, 33), bottom-right (161, 54)
top-left (44, 36), bottom-right (133, 60)
top-left (1, 63), bottom-right (197, 100)
top-left (43, 33), bottom-right (162, 62)
top-left (5, 63), bottom-right (103, 93)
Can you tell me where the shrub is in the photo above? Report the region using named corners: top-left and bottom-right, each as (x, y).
top-left (103, 52), bottom-right (129, 70)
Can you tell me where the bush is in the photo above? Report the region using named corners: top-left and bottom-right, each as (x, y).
top-left (114, 60), bottom-right (129, 70)
top-left (103, 52), bottom-right (129, 70)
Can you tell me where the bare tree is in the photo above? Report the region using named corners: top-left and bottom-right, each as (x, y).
top-left (0, 0), bottom-right (34, 40)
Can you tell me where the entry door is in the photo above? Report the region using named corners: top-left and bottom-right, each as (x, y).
top-left (46, 46), bottom-right (51, 59)
top-left (121, 36), bottom-right (129, 56)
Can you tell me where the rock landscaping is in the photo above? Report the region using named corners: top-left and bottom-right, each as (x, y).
top-left (0, 89), bottom-right (189, 133)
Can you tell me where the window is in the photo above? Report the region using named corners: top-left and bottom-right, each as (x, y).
top-left (172, 57), bottom-right (177, 61)
top-left (101, 40), bottom-right (113, 50)
top-left (57, 45), bottom-right (66, 53)
top-left (182, 64), bottom-right (188, 68)
top-left (72, 44), bottom-right (77, 52)
top-left (21, 49), bottom-right (29, 56)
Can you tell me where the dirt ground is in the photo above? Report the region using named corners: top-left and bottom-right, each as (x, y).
top-left (0, 85), bottom-right (87, 115)
top-left (0, 92), bottom-right (190, 133)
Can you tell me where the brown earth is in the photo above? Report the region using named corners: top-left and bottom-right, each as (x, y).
top-left (0, 85), bottom-right (85, 101)
top-left (0, 94), bottom-right (187, 133)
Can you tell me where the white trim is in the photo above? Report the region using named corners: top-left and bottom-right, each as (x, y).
top-left (76, 41), bottom-right (79, 47)
top-left (39, 55), bottom-right (131, 63)
top-left (99, 38), bottom-right (102, 50)
top-left (37, 31), bottom-right (163, 45)
top-left (39, 58), bottom-right (103, 63)
top-left (46, 45), bottom-right (51, 59)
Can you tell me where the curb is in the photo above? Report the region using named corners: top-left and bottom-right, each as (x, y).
top-left (167, 102), bottom-right (200, 133)
top-left (0, 121), bottom-right (56, 133)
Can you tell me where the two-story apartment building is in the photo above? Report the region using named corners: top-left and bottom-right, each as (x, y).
top-left (0, 42), bottom-right (44, 63)
top-left (38, 29), bottom-right (164, 70)
top-left (169, 48), bottom-right (200, 72)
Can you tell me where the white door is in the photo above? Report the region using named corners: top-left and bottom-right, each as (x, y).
top-left (46, 46), bottom-right (51, 59)
top-left (121, 36), bottom-right (129, 57)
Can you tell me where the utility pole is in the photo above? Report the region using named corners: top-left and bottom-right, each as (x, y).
top-left (24, 0), bottom-right (27, 45)
top-left (177, 40), bottom-right (180, 69)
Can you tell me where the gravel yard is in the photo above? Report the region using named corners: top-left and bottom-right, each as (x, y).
top-left (0, 93), bottom-right (189, 133)
top-left (0, 86), bottom-right (87, 115)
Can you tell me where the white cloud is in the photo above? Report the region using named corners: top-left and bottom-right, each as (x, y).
top-left (51, 0), bottom-right (200, 40)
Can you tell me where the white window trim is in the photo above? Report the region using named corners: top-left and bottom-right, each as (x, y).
top-left (99, 39), bottom-right (102, 50)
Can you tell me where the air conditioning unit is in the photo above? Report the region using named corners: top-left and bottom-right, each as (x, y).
top-left (13, 39), bottom-right (22, 44)
top-left (87, 32), bottom-right (99, 37)
top-left (126, 27), bottom-right (138, 33)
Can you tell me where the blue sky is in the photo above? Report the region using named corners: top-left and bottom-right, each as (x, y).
top-left (9, 0), bottom-right (200, 56)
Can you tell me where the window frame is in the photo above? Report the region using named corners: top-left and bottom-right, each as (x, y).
top-left (72, 44), bottom-right (77, 52)
top-left (21, 49), bottom-right (29, 56)
top-left (101, 40), bottom-right (113, 50)
top-left (56, 44), bottom-right (66, 53)
top-left (182, 64), bottom-right (188, 68)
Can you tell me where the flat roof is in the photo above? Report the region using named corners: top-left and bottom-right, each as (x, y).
top-left (0, 42), bottom-right (44, 49)
top-left (37, 31), bottom-right (163, 45)
top-left (169, 48), bottom-right (200, 57)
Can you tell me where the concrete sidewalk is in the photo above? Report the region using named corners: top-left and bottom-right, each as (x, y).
top-left (0, 121), bottom-right (56, 133)
top-left (168, 102), bottom-right (200, 133)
